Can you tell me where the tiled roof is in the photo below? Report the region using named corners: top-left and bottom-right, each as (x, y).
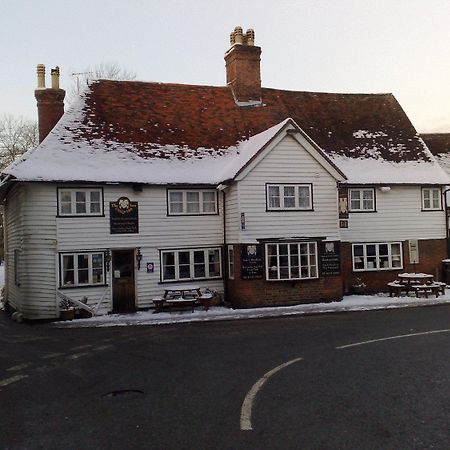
top-left (70, 80), bottom-right (429, 163)
top-left (421, 133), bottom-right (450, 156)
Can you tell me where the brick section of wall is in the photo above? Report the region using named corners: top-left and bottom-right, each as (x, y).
top-left (225, 45), bottom-right (262, 102)
top-left (226, 244), bottom-right (343, 308)
top-left (35, 88), bottom-right (65, 143)
top-left (341, 238), bottom-right (448, 294)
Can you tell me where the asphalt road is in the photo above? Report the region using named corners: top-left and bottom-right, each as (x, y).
top-left (1, 305), bottom-right (449, 450)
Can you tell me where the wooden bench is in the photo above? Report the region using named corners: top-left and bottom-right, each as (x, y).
top-left (387, 281), bottom-right (413, 297)
top-left (197, 293), bottom-right (213, 311)
top-left (413, 283), bottom-right (441, 298)
top-left (433, 281), bottom-right (446, 295)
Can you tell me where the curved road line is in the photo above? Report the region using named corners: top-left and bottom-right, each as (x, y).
top-left (336, 328), bottom-right (450, 349)
top-left (240, 357), bottom-right (303, 431)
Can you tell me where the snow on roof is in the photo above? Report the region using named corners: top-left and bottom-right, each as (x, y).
top-left (4, 94), bottom-right (290, 184)
top-left (3, 80), bottom-right (450, 186)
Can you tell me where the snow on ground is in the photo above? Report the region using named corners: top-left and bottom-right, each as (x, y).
top-left (53, 291), bottom-right (450, 328)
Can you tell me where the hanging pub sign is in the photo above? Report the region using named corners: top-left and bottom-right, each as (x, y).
top-left (240, 244), bottom-right (263, 279)
top-left (110, 197), bottom-right (139, 234)
top-left (338, 186), bottom-right (349, 219)
top-left (319, 241), bottom-right (341, 276)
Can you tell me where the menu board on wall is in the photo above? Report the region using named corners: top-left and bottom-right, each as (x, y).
top-left (319, 241), bottom-right (341, 276)
top-left (110, 197), bottom-right (139, 234)
top-left (240, 244), bottom-right (263, 279)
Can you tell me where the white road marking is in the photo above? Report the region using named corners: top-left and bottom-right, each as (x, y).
top-left (70, 344), bottom-right (93, 351)
top-left (92, 344), bottom-right (113, 351)
top-left (41, 352), bottom-right (65, 359)
top-left (6, 363), bottom-right (30, 371)
top-left (240, 357), bottom-right (303, 431)
top-left (0, 374), bottom-right (29, 387)
top-left (66, 352), bottom-right (90, 360)
top-left (336, 329), bottom-right (450, 349)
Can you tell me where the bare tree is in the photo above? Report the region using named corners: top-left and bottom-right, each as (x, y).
top-left (69, 62), bottom-right (137, 98)
top-left (0, 115), bottom-right (38, 170)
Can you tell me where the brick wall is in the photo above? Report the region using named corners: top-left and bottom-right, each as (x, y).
top-left (226, 244), bottom-right (343, 308)
top-left (35, 88), bottom-right (65, 143)
top-left (341, 238), bottom-right (448, 294)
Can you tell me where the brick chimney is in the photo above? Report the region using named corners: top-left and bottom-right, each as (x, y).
top-left (224, 26), bottom-right (262, 105)
top-left (34, 64), bottom-right (65, 143)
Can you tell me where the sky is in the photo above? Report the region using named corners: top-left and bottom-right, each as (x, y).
top-left (1, 0), bottom-right (449, 133)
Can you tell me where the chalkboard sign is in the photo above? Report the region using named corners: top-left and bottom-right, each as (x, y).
top-left (240, 244), bottom-right (263, 279)
top-left (320, 241), bottom-right (341, 276)
top-left (110, 197), bottom-right (139, 234)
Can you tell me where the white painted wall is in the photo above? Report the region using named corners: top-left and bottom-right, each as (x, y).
top-left (226, 135), bottom-right (340, 243)
top-left (340, 186), bottom-right (447, 242)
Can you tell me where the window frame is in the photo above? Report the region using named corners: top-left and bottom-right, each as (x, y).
top-left (57, 187), bottom-right (104, 217)
top-left (167, 189), bottom-right (219, 216)
top-left (160, 247), bottom-right (222, 282)
top-left (421, 187), bottom-right (442, 211)
top-left (59, 251), bottom-right (106, 288)
top-left (348, 188), bottom-right (376, 212)
top-left (265, 183), bottom-right (313, 211)
top-left (352, 242), bottom-right (403, 272)
top-left (265, 241), bottom-right (319, 281)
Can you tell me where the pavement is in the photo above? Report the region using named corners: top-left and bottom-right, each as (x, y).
top-left (52, 291), bottom-right (450, 328)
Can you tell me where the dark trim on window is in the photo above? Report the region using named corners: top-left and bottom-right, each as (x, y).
top-left (348, 187), bottom-right (377, 213)
top-left (56, 186), bottom-right (105, 217)
top-left (265, 183), bottom-right (314, 212)
top-left (166, 188), bottom-right (219, 216)
top-left (58, 250), bottom-right (107, 288)
top-left (420, 186), bottom-right (443, 212)
top-left (158, 246), bottom-right (223, 283)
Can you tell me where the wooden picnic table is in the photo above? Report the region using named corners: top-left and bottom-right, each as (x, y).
top-left (388, 273), bottom-right (445, 298)
top-left (153, 284), bottom-right (213, 312)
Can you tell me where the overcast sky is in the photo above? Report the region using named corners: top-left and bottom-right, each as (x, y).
top-left (1, 0), bottom-right (449, 133)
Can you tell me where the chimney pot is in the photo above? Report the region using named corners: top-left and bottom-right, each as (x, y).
top-left (245, 29), bottom-right (255, 46)
top-left (51, 66), bottom-right (60, 89)
top-left (234, 26), bottom-right (243, 45)
top-left (36, 64), bottom-right (46, 89)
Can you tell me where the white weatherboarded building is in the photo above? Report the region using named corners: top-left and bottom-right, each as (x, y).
top-left (2, 28), bottom-right (449, 319)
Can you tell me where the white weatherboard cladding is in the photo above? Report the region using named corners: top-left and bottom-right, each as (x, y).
top-left (224, 183), bottom-right (240, 243)
top-left (56, 184), bottom-right (225, 310)
top-left (5, 184), bottom-right (58, 319)
top-left (233, 135), bottom-right (340, 242)
top-left (340, 186), bottom-right (447, 241)
top-left (4, 185), bottom-right (25, 313)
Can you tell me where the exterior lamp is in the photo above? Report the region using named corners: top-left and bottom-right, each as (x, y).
top-left (136, 248), bottom-right (143, 270)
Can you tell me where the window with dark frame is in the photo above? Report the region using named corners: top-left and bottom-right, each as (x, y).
top-left (167, 190), bottom-right (218, 215)
top-left (266, 184), bottom-right (312, 210)
top-left (228, 245), bottom-right (235, 279)
top-left (422, 187), bottom-right (441, 210)
top-left (265, 242), bottom-right (318, 280)
top-left (60, 252), bottom-right (105, 287)
top-left (58, 188), bottom-right (103, 216)
top-left (352, 242), bottom-right (402, 271)
top-left (161, 247), bottom-right (222, 281)
top-left (349, 188), bottom-right (375, 212)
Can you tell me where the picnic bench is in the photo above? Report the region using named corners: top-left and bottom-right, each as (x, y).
top-left (388, 273), bottom-right (446, 298)
top-left (152, 285), bottom-right (213, 313)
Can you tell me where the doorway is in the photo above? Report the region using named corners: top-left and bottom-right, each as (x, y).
top-left (112, 249), bottom-right (136, 313)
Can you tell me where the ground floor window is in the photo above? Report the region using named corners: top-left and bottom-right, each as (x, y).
top-left (266, 242), bottom-right (318, 280)
top-left (352, 242), bottom-right (403, 271)
top-left (60, 252), bottom-right (105, 287)
top-left (161, 247), bottom-right (222, 282)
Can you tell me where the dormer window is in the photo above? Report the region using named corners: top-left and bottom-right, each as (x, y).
top-left (422, 187), bottom-right (442, 211)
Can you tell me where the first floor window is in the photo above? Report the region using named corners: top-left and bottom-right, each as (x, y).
top-left (267, 184), bottom-right (312, 210)
top-left (161, 247), bottom-right (222, 281)
top-left (349, 188), bottom-right (375, 212)
top-left (168, 190), bottom-right (218, 215)
top-left (352, 242), bottom-right (402, 271)
top-left (266, 242), bottom-right (318, 280)
top-left (58, 188), bottom-right (103, 216)
top-left (422, 187), bottom-right (441, 210)
top-left (60, 252), bottom-right (105, 287)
